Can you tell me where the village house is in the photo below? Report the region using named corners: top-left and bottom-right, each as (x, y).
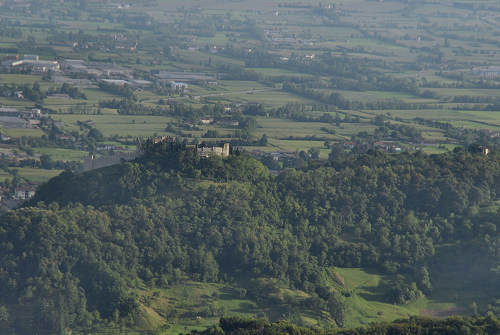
top-left (0, 134), bottom-right (11, 141)
top-left (270, 151), bottom-right (295, 161)
top-left (375, 141), bottom-right (402, 152)
top-left (170, 81), bottom-right (188, 90)
top-left (14, 188), bottom-right (36, 200)
top-left (200, 118), bottom-right (213, 125)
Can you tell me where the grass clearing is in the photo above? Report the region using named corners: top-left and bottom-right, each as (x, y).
top-left (335, 267), bottom-right (461, 328)
top-left (135, 281), bottom-right (260, 334)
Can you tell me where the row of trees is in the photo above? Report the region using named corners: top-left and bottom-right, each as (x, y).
top-left (193, 315), bottom-right (500, 335)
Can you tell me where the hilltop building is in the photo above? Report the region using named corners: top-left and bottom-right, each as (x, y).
top-left (197, 143), bottom-right (230, 158)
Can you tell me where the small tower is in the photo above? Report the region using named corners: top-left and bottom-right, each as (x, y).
top-left (479, 146), bottom-right (489, 155)
top-left (223, 143), bottom-right (230, 157)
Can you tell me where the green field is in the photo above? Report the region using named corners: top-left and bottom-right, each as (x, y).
top-left (14, 167), bottom-right (63, 183)
top-left (335, 268), bottom-right (459, 328)
top-left (0, 74), bottom-right (43, 85)
top-left (34, 147), bottom-right (88, 161)
top-left (53, 114), bottom-right (175, 137)
top-left (115, 266), bottom-right (473, 334)
top-left (5, 128), bottom-right (45, 138)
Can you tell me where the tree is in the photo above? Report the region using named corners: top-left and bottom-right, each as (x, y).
top-left (40, 154), bottom-right (53, 169)
top-left (327, 292), bottom-right (346, 327)
top-left (259, 134), bottom-right (268, 146)
top-left (0, 305), bottom-right (8, 323)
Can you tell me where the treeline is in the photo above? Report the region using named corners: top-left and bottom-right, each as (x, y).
top-left (282, 82), bottom-right (442, 110)
top-left (97, 82), bottom-right (136, 100)
top-left (0, 82), bottom-right (43, 102)
top-left (0, 82), bottom-right (85, 102)
top-left (47, 83), bottom-right (86, 99)
top-left (192, 315), bottom-right (500, 335)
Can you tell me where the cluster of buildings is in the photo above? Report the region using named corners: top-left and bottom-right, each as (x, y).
top-left (472, 66), bottom-right (500, 79)
top-left (374, 141), bottom-right (403, 152)
top-left (152, 70), bottom-right (218, 90)
top-left (264, 29), bottom-right (317, 47)
top-left (197, 143), bottom-right (230, 158)
top-left (0, 185), bottom-right (36, 211)
top-left (147, 136), bottom-right (231, 158)
top-left (0, 107), bottom-right (42, 129)
top-left (62, 59), bottom-right (132, 78)
top-left (1, 55), bottom-right (60, 74)
top-left (61, 59), bottom-right (151, 88)
top-left (80, 139), bottom-right (231, 173)
top-left (0, 55), bottom-right (221, 94)
top-left (1, 56), bottom-right (154, 89)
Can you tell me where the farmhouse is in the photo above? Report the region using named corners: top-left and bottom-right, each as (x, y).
top-left (170, 81), bottom-right (188, 90)
top-left (200, 118), bottom-right (213, 125)
top-left (375, 141), bottom-right (402, 152)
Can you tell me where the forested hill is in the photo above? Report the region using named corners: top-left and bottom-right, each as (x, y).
top-left (2, 147), bottom-right (500, 333)
top-left (191, 315), bottom-right (500, 335)
top-left (30, 145), bottom-right (269, 207)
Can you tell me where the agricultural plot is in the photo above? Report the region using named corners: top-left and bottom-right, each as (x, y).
top-left (34, 147), bottom-right (88, 162)
top-left (53, 114), bottom-right (176, 138)
top-left (15, 167), bottom-right (63, 183)
top-left (5, 128), bottom-right (44, 138)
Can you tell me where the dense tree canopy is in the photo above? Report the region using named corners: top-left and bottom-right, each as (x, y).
top-left (191, 315), bottom-right (500, 335)
top-left (1, 147), bottom-right (500, 333)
